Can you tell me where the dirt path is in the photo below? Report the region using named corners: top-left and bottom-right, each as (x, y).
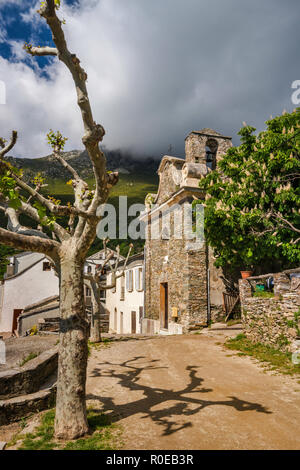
top-left (86, 329), bottom-right (300, 450)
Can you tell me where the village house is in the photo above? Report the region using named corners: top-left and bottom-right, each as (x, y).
top-left (106, 253), bottom-right (144, 334)
top-left (141, 128), bottom-right (233, 335)
top-left (0, 252), bottom-right (59, 334)
top-left (0, 248), bottom-right (121, 335)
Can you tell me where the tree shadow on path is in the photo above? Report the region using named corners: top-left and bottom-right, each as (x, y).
top-left (87, 356), bottom-right (272, 436)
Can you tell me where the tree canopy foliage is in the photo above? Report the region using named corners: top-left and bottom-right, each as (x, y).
top-left (196, 108), bottom-right (300, 272)
top-left (0, 244), bottom-right (15, 280)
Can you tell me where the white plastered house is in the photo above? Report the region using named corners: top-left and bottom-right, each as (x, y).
top-left (0, 248), bottom-right (123, 335)
top-left (106, 253), bottom-right (145, 334)
top-left (0, 252), bottom-right (59, 334)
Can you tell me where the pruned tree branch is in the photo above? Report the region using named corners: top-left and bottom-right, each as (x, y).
top-left (0, 155), bottom-right (95, 220)
top-left (24, 44), bottom-right (58, 56)
top-left (34, 0), bottom-right (118, 217)
top-left (84, 242), bottom-right (133, 289)
top-left (0, 226), bottom-right (59, 257)
top-left (52, 149), bottom-right (80, 180)
top-left (0, 131), bottom-right (17, 158)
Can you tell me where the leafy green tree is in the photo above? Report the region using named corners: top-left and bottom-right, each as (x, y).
top-left (195, 109), bottom-right (300, 272)
top-left (0, 244), bottom-right (15, 280)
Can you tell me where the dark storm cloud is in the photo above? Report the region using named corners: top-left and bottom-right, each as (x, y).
top-left (0, 0), bottom-right (299, 157)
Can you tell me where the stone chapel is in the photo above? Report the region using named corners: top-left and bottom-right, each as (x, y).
top-left (141, 128), bottom-right (232, 334)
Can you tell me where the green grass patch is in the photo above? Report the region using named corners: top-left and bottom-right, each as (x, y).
top-left (64, 411), bottom-right (121, 450)
top-left (17, 409), bottom-right (57, 450)
top-left (42, 173), bottom-right (158, 203)
top-left (11, 408), bottom-right (122, 450)
top-left (226, 319), bottom-right (242, 327)
top-left (88, 338), bottom-right (112, 353)
top-left (252, 291), bottom-right (275, 299)
top-left (19, 352), bottom-right (40, 367)
top-left (225, 334), bottom-right (300, 376)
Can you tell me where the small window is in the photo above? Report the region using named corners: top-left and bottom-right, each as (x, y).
top-left (43, 262), bottom-right (51, 271)
top-left (126, 270), bottom-right (133, 292)
top-left (100, 290), bottom-right (106, 303)
top-left (87, 265), bottom-right (92, 273)
top-left (86, 286), bottom-right (91, 297)
top-left (135, 267), bottom-right (143, 291)
top-left (120, 275), bottom-right (125, 301)
top-left (195, 156), bottom-right (200, 163)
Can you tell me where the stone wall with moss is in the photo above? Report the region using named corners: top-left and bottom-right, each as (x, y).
top-left (239, 271), bottom-right (300, 352)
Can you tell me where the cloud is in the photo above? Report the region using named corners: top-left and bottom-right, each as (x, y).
top-left (0, 0), bottom-right (299, 158)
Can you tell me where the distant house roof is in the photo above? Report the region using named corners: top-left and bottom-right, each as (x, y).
top-left (12, 251), bottom-right (34, 259)
top-left (87, 248), bottom-right (125, 261)
top-left (3, 254), bottom-right (46, 281)
top-left (105, 252), bottom-right (144, 273)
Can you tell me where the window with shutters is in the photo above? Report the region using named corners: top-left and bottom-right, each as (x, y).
top-left (120, 275), bottom-right (125, 301)
top-left (126, 269), bottom-right (133, 292)
top-left (135, 267), bottom-right (143, 291)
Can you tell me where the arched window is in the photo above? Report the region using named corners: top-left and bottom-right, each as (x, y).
top-left (205, 138), bottom-right (218, 170)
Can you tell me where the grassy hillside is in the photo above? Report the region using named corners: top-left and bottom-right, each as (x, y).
top-left (0, 170), bottom-right (159, 257)
top-left (44, 172), bottom-right (158, 202)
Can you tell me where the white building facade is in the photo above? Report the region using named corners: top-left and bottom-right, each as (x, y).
top-left (106, 253), bottom-right (145, 334)
top-left (0, 253), bottom-right (59, 333)
top-left (0, 248), bottom-right (122, 335)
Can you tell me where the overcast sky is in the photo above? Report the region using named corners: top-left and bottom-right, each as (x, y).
top-left (0, 0), bottom-right (299, 158)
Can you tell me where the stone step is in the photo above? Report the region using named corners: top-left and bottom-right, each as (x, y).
top-left (0, 384), bottom-right (56, 426)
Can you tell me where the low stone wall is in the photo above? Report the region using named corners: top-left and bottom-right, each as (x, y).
top-left (141, 318), bottom-right (184, 335)
top-left (141, 319), bottom-right (160, 335)
top-left (0, 347), bottom-right (58, 399)
top-left (239, 271), bottom-right (300, 352)
top-left (0, 385), bottom-right (56, 426)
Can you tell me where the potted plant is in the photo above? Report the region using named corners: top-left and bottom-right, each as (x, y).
top-left (240, 269), bottom-right (253, 279)
top-left (240, 261), bottom-right (254, 279)
top-left (239, 248), bottom-right (255, 279)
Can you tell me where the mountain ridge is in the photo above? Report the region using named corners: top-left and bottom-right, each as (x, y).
top-left (6, 148), bottom-right (160, 181)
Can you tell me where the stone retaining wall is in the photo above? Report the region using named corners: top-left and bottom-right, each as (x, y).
top-left (0, 347), bottom-right (58, 399)
top-left (0, 385), bottom-right (56, 426)
top-left (239, 271), bottom-right (300, 352)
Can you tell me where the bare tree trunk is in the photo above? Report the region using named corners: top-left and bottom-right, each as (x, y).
top-left (55, 254), bottom-right (89, 439)
top-left (89, 281), bottom-right (102, 343)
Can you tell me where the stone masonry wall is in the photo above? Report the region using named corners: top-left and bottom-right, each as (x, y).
top-left (156, 159), bottom-right (184, 206)
top-left (185, 131), bottom-right (232, 166)
top-left (239, 271), bottom-right (300, 352)
top-left (145, 211), bottom-right (208, 332)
